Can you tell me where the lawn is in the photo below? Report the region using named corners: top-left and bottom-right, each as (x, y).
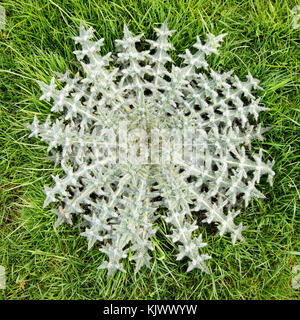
top-left (0, 0), bottom-right (299, 300)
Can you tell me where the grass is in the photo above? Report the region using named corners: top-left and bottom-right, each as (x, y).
top-left (0, 0), bottom-right (299, 300)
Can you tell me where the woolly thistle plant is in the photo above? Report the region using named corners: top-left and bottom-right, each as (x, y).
top-left (27, 21), bottom-right (275, 277)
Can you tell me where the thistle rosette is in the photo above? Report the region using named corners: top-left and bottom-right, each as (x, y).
top-left (27, 21), bottom-right (275, 277)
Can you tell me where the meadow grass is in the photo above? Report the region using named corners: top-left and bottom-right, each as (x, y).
top-left (0, 0), bottom-right (299, 299)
